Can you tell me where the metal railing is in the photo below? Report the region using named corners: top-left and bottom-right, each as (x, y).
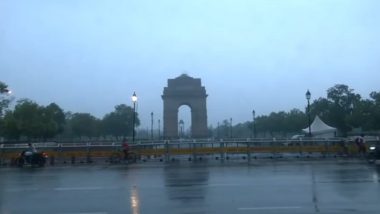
top-left (1, 137), bottom-right (379, 160)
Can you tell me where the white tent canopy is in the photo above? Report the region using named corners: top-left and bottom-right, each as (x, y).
top-left (303, 116), bottom-right (337, 137)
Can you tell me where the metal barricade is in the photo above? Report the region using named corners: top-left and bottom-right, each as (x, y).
top-left (0, 137), bottom-right (374, 165)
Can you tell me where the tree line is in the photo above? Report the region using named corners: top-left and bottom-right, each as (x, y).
top-left (0, 82), bottom-right (140, 141)
top-left (1, 81), bottom-right (379, 140)
top-left (213, 84), bottom-right (380, 138)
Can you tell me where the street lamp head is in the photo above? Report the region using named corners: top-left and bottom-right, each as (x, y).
top-left (305, 90), bottom-right (311, 100)
top-left (1, 88), bottom-right (11, 94)
top-left (132, 92), bottom-right (138, 102)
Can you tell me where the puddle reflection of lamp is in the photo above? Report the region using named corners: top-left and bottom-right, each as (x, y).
top-left (130, 186), bottom-right (140, 214)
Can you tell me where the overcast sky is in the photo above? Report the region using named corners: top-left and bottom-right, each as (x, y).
top-left (1, 0), bottom-right (380, 131)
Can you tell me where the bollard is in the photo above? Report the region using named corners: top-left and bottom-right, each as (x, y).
top-left (50, 156), bottom-right (55, 166)
top-left (10, 157), bottom-right (16, 167)
top-left (247, 141), bottom-right (251, 163)
top-left (57, 143), bottom-right (63, 165)
top-left (86, 143), bottom-right (93, 164)
top-left (86, 154), bottom-right (93, 164)
top-left (165, 140), bottom-right (170, 162)
top-left (0, 144), bottom-right (3, 166)
top-left (220, 139), bottom-right (225, 161)
top-left (192, 142), bottom-right (197, 162)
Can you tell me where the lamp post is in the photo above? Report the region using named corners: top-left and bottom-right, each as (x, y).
top-left (0, 88), bottom-right (11, 94)
top-left (230, 118), bottom-right (233, 138)
top-left (132, 92), bottom-right (138, 143)
top-left (306, 90), bottom-right (311, 137)
top-left (150, 112), bottom-right (154, 140)
top-left (217, 122), bottom-right (220, 139)
top-left (252, 110), bottom-right (256, 138)
top-left (179, 119), bottom-right (184, 138)
top-left (158, 119), bottom-right (161, 140)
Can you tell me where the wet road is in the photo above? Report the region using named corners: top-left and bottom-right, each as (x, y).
top-left (0, 160), bottom-right (379, 214)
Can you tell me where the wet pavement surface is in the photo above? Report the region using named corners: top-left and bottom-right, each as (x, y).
top-left (0, 160), bottom-right (379, 214)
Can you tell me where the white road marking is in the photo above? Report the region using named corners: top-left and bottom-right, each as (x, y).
top-left (208, 183), bottom-right (242, 187)
top-left (59, 212), bottom-right (108, 214)
top-left (6, 187), bottom-right (39, 192)
top-left (6, 186), bottom-right (120, 192)
top-left (238, 206), bottom-right (302, 211)
top-left (54, 186), bottom-right (118, 191)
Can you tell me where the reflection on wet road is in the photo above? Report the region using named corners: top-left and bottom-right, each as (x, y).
top-left (0, 161), bottom-right (379, 214)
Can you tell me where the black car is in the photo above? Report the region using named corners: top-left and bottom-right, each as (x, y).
top-left (367, 144), bottom-right (380, 164)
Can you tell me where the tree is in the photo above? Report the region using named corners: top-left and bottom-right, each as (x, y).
top-left (12, 99), bottom-right (45, 138)
top-left (368, 91), bottom-right (380, 130)
top-left (327, 84), bottom-right (361, 109)
top-left (324, 84), bottom-right (361, 134)
top-left (253, 109), bottom-right (307, 137)
top-left (0, 82), bottom-right (9, 93)
top-left (286, 109), bottom-right (307, 133)
top-left (1, 111), bottom-right (20, 139)
top-left (310, 85), bottom-right (380, 134)
top-left (44, 103), bottom-right (66, 135)
top-left (40, 103), bottom-right (66, 138)
top-left (233, 122), bottom-right (250, 138)
top-left (0, 81), bottom-right (12, 117)
top-left (1, 99), bottom-right (66, 140)
top-left (213, 119), bottom-right (231, 138)
top-left (210, 84), bottom-right (380, 138)
top-left (68, 113), bottom-right (100, 137)
top-left (101, 104), bottom-right (139, 137)
top-left (370, 91), bottom-right (380, 104)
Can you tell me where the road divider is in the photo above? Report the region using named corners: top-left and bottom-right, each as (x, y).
top-left (0, 138), bottom-right (376, 166)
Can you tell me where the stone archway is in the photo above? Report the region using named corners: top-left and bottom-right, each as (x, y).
top-left (162, 74), bottom-right (208, 139)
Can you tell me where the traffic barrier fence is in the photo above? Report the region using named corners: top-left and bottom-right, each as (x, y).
top-left (1, 138), bottom-right (378, 165)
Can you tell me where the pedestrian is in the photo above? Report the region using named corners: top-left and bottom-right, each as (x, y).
top-left (355, 134), bottom-right (366, 155)
top-left (24, 143), bottom-right (37, 163)
top-left (122, 138), bottom-right (129, 160)
top-left (26, 143), bottom-right (37, 154)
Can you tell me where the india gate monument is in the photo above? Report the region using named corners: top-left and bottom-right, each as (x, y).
top-left (162, 74), bottom-right (208, 139)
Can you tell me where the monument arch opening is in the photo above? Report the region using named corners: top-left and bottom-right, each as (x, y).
top-left (162, 74), bottom-right (208, 139)
top-left (178, 105), bottom-right (191, 138)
